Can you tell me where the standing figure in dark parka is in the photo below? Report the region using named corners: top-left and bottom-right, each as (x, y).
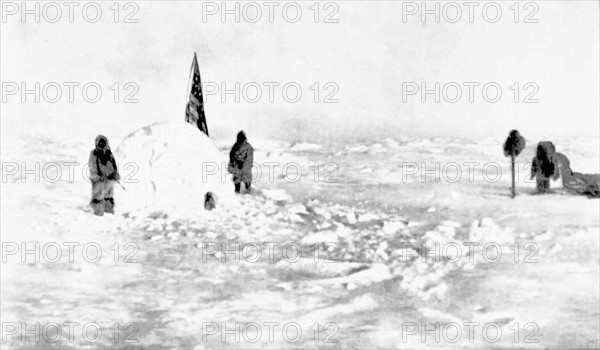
top-left (531, 141), bottom-right (559, 193)
top-left (228, 131), bottom-right (254, 194)
top-left (88, 135), bottom-right (120, 215)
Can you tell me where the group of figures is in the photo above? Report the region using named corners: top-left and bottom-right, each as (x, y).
top-left (87, 130), bottom-right (254, 216)
top-left (87, 128), bottom-right (598, 216)
top-left (504, 130), bottom-right (600, 198)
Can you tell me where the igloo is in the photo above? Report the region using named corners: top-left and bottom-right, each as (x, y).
top-left (114, 122), bottom-right (237, 214)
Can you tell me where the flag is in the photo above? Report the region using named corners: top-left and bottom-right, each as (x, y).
top-left (185, 53), bottom-right (209, 136)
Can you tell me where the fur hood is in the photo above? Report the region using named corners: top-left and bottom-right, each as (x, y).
top-left (95, 135), bottom-right (110, 151)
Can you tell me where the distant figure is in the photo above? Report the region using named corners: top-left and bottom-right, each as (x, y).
top-left (88, 135), bottom-right (120, 215)
top-left (503, 130), bottom-right (526, 198)
top-left (228, 131), bottom-right (254, 194)
top-left (531, 141), bottom-right (559, 193)
top-left (204, 192), bottom-right (216, 211)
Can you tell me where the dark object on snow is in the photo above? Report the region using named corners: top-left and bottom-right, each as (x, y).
top-left (204, 192), bottom-right (216, 211)
top-left (579, 176), bottom-right (600, 198)
top-left (554, 152), bottom-right (600, 198)
top-left (228, 131), bottom-right (254, 194)
top-left (503, 130), bottom-right (526, 157)
top-left (184, 53), bottom-right (209, 136)
top-left (531, 141), bottom-right (559, 193)
top-left (503, 130), bottom-right (526, 198)
top-left (89, 135), bottom-right (120, 215)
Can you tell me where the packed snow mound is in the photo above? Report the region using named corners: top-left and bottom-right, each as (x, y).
top-left (115, 122), bottom-right (237, 214)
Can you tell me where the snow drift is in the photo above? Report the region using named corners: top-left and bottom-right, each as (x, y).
top-left (115, 122), bottom-right (237, 214)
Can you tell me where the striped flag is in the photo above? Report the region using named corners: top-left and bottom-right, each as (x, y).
top-left (185, 53), bottom-right (209, 136)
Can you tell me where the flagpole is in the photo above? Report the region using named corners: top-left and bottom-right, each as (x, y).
top-left (511, 154), bottom-right (516, 198)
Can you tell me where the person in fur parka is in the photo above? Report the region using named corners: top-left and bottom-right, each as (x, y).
top-left (531, 141), bottom-right (559, 193)
top-left (88, 135), bottom-right (120, 215)
top-left (228, 131), bottom-right (254, 194)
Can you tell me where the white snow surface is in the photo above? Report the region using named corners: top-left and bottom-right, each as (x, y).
top-left (1, 128), bottom-right (599, 349)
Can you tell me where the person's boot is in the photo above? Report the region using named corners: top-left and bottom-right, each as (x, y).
top-left (91, 199), bottom-right (104, 216)
top-left (104, 198), bottom-right (115, 214)
top-left (244, 182), bottom-right (252, 194)
top-left (234, 183), bottom-right (241, 194)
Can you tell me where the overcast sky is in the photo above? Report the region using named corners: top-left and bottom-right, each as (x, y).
top-left (2, 1), bottom-right (598, 144)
